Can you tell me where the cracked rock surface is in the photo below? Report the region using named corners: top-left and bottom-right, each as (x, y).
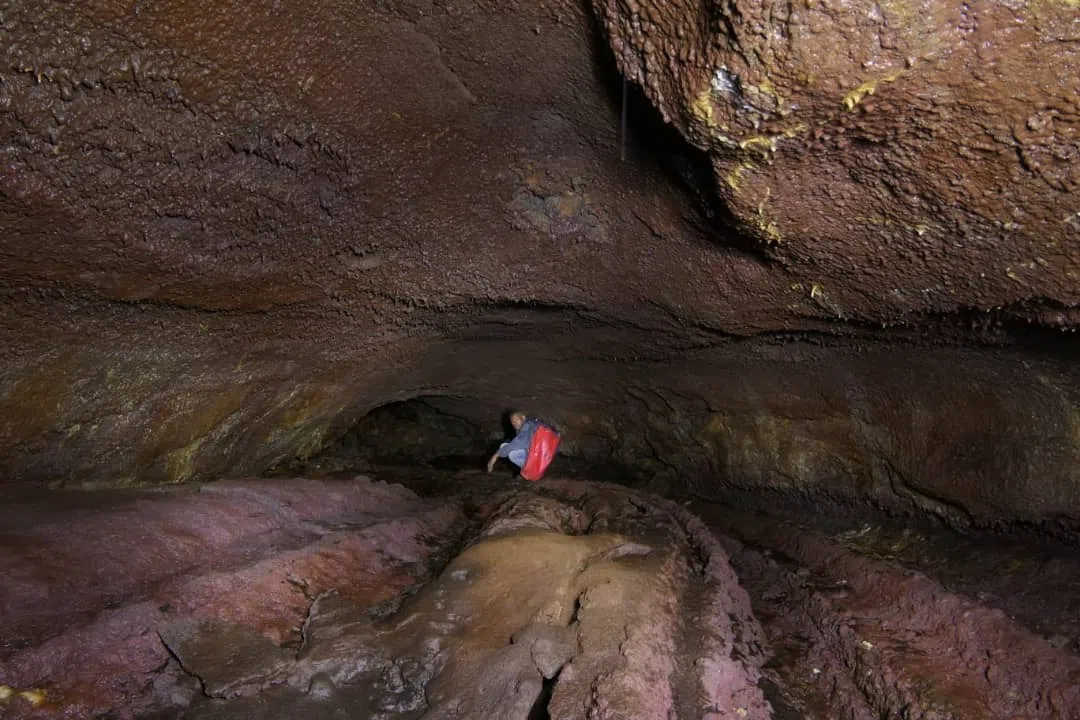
top-left (0, 475), bottom-right (772, 720)
top-left (0, 477), bottom-right (463, 719)
top-left (699, 503), bottom-right (1080, 719)
top-left (157, 479), bottom-right (772, 720)
top-left (3, 469), bottom-right (1080, 719)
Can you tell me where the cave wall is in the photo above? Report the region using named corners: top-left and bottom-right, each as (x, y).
top-left (646, 346), bottom-right (1080, 529)
top-left (1, 0), bottom-right (1079, 533)
top-left (0, 0), bottom-right (683, 485)
top-left (0, 0), bottom-right (817, 488)
top-left (310, 336), bottom-right (1080, 530)
top-left (433, 342), bottom-right (1080, 528)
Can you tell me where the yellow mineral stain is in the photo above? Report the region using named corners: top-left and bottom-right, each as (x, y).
top-left (739, 135), bottom-right (777, 153)
top-left (759, 219), bottom-right (782, 244)
top-left (691, 88), bottom-right (715, 127)
top-left (737, 123), bottom-right (807, 156)
top-left (725, 162), bottom-right (756, 191)
top-left (164, 435), bottom-right (208, 484)
top-left (843, 71), bottom-right (904, 111)
top-left (756, 77), bottom-right (783, 104)
top-left (754, 188), bottom-right (783, 244)
top-left (18, 689), bottom-right (46, 706)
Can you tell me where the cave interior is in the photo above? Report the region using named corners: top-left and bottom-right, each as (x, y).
top-left (2, 0), bottom-right (1080, 718)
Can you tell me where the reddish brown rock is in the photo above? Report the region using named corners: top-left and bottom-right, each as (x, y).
top-left (0, 476), bottom-right (773, 720)
top-left (593, 0), bottom-right (1080, 323)
top-left (704, 504), bottom-right (1080, 719)
top-left (0, 0), bottom-right (789, 487)
top-left (0, 477), bottom-right (462, 718)
top-left (2, 0), bottom-right (1079, 508)
top-left (362, 342), bottom-right (1080, 534)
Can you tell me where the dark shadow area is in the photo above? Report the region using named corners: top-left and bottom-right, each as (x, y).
top-left (527, 669), bottom-right (560, 720)
top-left (269, 396), bottom-right (635, 491)
top-left (328, 396), bottom-right (496, 470)
top-left (499, 408), bottom-right (520, 439)
top-left (922, 303), bottom-right (1080, 356)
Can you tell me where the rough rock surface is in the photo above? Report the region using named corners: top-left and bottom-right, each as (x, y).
top-left (3, 3), bottom-right (1079, 717)
top-left (0, 476), bottom-right (463, 719)
top-left (6, 469), bottom-right (1078, 719)
top-left (312, 342), bottom-right (1080, 535)
top-left (0, 475), bottom-right (774, 720)
top-left (164, 480), bottom-right (773, 720)
top-left (594, 0), bottom-right (1080, 324)
top-left (2, 0), bottom-right (1078, 510)
top-left (0, 0), bottom-right (785, 488)
top-left (701, 503), bottom-right (1080, 719)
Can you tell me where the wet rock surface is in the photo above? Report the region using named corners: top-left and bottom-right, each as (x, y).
top-left (157, 479), bottom-right (773, 720)
top-left (3, 468), bottom-right (1078, 719)
top-left (0, 473), bottom-right (775, 719)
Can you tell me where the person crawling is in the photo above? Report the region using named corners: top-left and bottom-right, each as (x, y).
top-left (486, 411), bottom-right (561, 481)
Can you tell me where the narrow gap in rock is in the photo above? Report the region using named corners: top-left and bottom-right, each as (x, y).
top-left (527, 668), bottom-right (561, 720)
top-left (671, 564), bottom-right (709, 718)
top-left (586, 7), bottom-right (754, 258)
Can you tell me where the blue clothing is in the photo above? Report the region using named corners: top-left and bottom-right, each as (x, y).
top-left (497, 419), bottom-right (539, 468)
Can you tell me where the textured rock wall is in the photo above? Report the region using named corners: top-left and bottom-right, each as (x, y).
top-left (2, 0), bottom-right (1079, 534)
top-left (383, 339), bottom-right (1080, 529)
top-left (0, 0), bottom-right (788, 487)
top-left (593, 0), bottom-right (1080, 324)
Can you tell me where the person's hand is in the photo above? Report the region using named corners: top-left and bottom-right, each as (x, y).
top-left (486, 454), bottom-right (497, 473)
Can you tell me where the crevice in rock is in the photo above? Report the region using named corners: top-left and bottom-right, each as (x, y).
top-left (527, 667), bottom-right (562, 720)
top-left (587, 9), bottom-right (760, 261)
top-left (296, 589), bottom-right (337, 657)
top-left (158, 632), bottom-right (211, 701)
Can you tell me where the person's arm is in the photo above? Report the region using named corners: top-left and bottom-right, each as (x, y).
top-left (487, 440), bottom-right (514, 472)
top-left (487, 421), bottom-right (538, 472)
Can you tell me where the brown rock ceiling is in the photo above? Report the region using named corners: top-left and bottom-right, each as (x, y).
top-left (1, 0), bottom-right (1079, 530)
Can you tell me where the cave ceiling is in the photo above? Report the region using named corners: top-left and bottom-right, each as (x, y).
top-left (1, 0), bottom-right (1079, 493)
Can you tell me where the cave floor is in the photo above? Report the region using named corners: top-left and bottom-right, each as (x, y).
top-left (331, 463), bottom-right (1080, 652)
top-left (373, 465), bottom-right (1080, 718)
top-left (1, 469), bottom-right (1079, 719)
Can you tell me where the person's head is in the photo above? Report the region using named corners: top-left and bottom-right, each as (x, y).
top-left (510, 411), bottom-right (527, 431)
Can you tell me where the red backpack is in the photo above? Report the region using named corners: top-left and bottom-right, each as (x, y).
top-left (520, 424), bottom-right (560, 481)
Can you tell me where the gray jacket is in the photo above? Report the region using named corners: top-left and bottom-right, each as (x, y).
top-left (497, 419), bottom-right (540, 458)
